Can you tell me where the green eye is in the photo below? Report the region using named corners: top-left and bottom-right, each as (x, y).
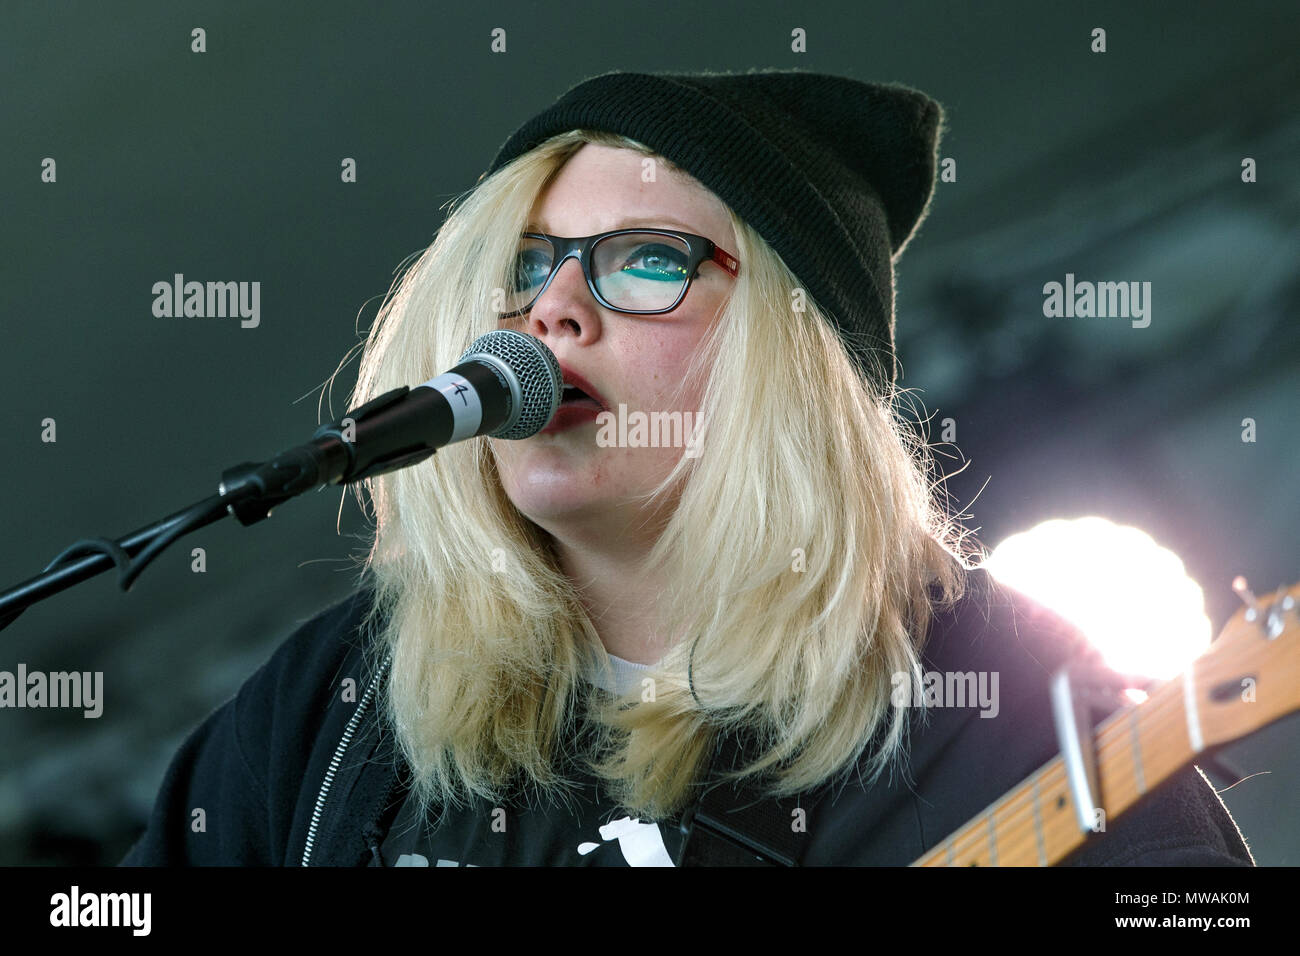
top-left (620, 243), bottom-right (690, 281)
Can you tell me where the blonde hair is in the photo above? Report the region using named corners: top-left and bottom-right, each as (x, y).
top-left (343, 128), bottom-right (977, 824)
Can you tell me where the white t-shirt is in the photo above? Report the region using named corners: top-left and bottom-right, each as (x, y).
top-left (588, 651), bottom-right (657, 696)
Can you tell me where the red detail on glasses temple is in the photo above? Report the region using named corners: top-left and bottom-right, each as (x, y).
top-left (711, 246), bottom-right (740, 277)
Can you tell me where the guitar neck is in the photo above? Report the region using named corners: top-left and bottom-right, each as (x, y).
top-left (911, 666), bottom-right (1201, 866)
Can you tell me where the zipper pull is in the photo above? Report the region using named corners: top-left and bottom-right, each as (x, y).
top-left (369, 842), bottom-right (385, 867)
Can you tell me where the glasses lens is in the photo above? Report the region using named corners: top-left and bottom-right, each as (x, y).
top-left (592, 232), bottom-right (692, 312)
top-left (505, 236), bottom-right (555, 314)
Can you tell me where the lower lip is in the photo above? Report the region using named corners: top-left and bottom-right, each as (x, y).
top-left (540, 402), bottom-right (604, 434)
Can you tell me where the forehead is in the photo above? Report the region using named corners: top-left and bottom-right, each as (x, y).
top-left (528, 143), bottom-right (736, 247)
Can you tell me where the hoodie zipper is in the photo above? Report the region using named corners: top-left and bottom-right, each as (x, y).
top-left (301, 651), bottom-right (392, 866)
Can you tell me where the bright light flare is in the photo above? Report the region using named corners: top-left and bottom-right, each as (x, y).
top-left (984, 516), bottom-right (1212, 682)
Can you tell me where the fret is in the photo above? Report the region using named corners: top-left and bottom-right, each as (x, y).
top-left (1128, 707), bottom-right (1146, 796)
top-left (1182, 665), bottom-right (1204, 753)
top-left (1031, 773), bottom-right (1046, 866)
top-left (987, 811), bottom-right (997, 866)
top-left (1119, 673), bottom-right (1197, 804)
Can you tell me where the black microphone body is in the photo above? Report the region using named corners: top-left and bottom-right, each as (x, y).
top-left (219, 331), bottom-right (561, 525)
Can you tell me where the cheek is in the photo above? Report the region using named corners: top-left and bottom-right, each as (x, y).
top-left (626, 330), bottom-right (710, 410)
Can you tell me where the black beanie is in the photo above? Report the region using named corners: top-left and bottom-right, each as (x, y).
top-left (480, 67), bottom-right (946, 393)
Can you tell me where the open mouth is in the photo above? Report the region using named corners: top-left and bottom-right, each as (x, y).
top-left (560, 384), bottom-right (603, 409)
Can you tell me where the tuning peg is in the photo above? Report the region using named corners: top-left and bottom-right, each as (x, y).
top-left (1266, 584), bottom-right (1294, 640)
top-left (1232, 576), bottom-right (1261, 621)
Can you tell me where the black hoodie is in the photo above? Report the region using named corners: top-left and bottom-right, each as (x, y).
top-left (118, 568), bottom-right (1255, 867)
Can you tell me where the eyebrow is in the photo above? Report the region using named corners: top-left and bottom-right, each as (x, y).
top-left (526, 217), bottom-right (703, 234)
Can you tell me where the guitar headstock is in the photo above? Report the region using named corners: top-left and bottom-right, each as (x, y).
top-left (1192, 579), bottom-right (1299, 749)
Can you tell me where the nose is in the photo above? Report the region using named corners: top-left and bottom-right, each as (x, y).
top-left (518, 255), bottom-right (603, 346)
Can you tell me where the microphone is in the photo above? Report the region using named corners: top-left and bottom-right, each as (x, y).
top-left (219, 330), bottom-right (562, 525)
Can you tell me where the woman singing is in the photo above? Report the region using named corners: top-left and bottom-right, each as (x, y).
top-left (121, 69), bottom-right (1252, 867)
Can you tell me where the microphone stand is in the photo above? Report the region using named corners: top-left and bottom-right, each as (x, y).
top-left (0, 385), bottom-right (435, 634)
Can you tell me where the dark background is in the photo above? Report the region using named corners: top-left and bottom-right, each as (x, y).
top-left (1, 1), bottom-right (1295, 865)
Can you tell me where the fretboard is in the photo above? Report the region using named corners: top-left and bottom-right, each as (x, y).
top-left (910, 665), bottom-right (1203, 866)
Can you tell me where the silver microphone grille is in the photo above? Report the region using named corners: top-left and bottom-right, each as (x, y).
top-left (458, 330), bottom-right (562, 439)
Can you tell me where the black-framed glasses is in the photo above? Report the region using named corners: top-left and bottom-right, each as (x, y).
top-left (500, 228), bottom-right (740, 318)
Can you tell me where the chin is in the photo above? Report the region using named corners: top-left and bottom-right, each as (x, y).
top-left (506, 486), bottom-right (607, 522)
top-left (514, 504), bottom-right (610, 541)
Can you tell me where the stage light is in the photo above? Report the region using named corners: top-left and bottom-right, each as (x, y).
top-left (984, 516), bottom-right (1211, 681)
